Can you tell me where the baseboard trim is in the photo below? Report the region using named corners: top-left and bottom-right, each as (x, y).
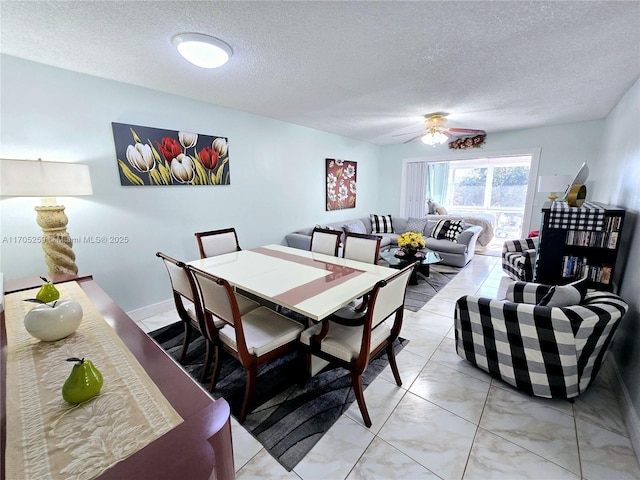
top-left (612, 359), bottom-right (640, 460)
top-left (127, 298), bottom-right (173, 322)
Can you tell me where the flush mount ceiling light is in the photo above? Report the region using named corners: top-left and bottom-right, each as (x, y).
top-left (172, 33), bottom-right (233, 69)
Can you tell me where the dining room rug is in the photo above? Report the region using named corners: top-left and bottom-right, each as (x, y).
top-left (149, 322), bottom-right (407, 471)
top-left (403, 263), bottom-right (461, 312)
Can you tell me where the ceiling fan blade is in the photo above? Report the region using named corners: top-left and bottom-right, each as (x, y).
top-left (448, 128), bottom-right (486, 135)
top-left (403, 134), bottom-right (424, 144)
top-left (392, 130), bottom-right (423, 137)
top-left (443, 131), bottom-right (453, 138)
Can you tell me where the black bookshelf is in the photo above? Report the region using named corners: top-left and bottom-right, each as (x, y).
top-left (534, 202), bottom-right (625, 290)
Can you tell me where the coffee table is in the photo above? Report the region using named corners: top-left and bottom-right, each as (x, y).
top-left (380, 247), bottom-right (442, 285)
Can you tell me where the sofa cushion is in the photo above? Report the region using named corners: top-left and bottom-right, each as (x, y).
top-left (404, 217), bottom-right (428, 234)
top-left (424, 237), bottom-right (467, 254)
top-left (342, 221), bottom-right (367, 235)
top-left (537, 284), bottom-right (583, 307)
top-left (370, 214), bottom-right (394, 234)
top-left (431, 219), bottom-right (465, 242)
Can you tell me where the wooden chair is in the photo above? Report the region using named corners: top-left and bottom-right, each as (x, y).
top-left (195, 227), bottom-right (241, 259)
top-left (310, 227), bottom-right (341, 256)
top-left (300, 262), bottom-right (415, 428)
top-left (342, 231), bottom-right (381, 265)
top-left (156, 252), bottom-right (260, 381)
top-left (187, 265), bottom-right (305, 424)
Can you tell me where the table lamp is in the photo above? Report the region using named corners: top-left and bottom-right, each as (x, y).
top-left (538, 174), bottom-right (571, 202)
top-left (0, 158), bottom-right (93, 277)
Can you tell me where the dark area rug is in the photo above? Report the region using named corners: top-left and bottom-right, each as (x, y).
top-left (149, 322), bottom-right (407, 471)
top-left (403, 263), bottom-right (461, 312)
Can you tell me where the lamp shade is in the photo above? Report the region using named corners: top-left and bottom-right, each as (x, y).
top-left (421, 129), bottom-right (448, 146)
top-left (538, 174), bottom-right (571, 194)
top-left (0, 159), bottom-right (93, 197)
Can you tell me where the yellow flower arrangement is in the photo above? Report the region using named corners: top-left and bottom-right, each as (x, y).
top-left (397, 231), bottom-right (426, 251)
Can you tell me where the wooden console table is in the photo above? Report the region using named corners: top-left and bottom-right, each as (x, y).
top-left (1, 275), bottom-right (234, 480)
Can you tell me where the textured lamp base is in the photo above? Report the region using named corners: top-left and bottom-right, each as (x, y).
top-left (35, 205), bottom-right (79, 276)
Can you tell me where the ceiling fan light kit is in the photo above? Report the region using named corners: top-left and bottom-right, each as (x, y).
top-left (398, 112), bottom-right (486, 146)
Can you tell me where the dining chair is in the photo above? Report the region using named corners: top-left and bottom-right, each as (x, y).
top-left (299, 262), bottom-right (415, 428)
top-left (156, 252), bottom-right (260, 381)
top-left (342, 231), bottom-right (381, 264)
top-left (340, 232), bottom-right (383, 314)
top-left (187, 264), bottom-right (305, 424)
top-left (195, 227), bottom-right (241, 259)
top-left (310, 227), bottom-right (342, 257)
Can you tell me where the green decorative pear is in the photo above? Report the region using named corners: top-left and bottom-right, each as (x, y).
top-left (35, 276), bottom-right (60, 303)
top-left (62, 357), bottom-right (103, 404)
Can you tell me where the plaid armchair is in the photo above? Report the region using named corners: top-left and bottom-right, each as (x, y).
top-left (502, 237), bottom-right (538, 281)
top-left (454, 282), bottom-right (628, 399)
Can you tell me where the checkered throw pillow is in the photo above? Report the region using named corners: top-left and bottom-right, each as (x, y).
top-left (431, 219), bottom-right (464, 242)
top-left (370, 214), bottom-right (393, 234)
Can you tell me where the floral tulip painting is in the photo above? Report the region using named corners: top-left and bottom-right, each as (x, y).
top-left (112, 122), bottom-right (230, 186)
top-left (326, 158), bottom-right (357, 211)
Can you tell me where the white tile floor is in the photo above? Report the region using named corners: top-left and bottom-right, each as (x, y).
top-left (137, 255), bottom-right (640, 480)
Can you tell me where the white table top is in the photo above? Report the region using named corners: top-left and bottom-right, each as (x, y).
top-left (187, 244), bottom-right (398, 321)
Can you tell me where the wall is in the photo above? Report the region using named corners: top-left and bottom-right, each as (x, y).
top-left (0, 55), bottom-right (382, 311)
top-left (589, 77), bottom-right (640, 437)
top-left (378, 120), bottom-right (604, 234)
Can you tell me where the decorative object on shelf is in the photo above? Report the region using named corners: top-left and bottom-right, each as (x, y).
top-left (397, 231), bottom-right (426, 257)
top-left (561, 161), bottom-right (589, 206)
top-left (448, 134), bottom-right (486, 150)
top-left (0, 158), bottom-right (93, 276)
top-left (171, 33), bottom-right (233, 69)
top-left (566, 184), bottom-right (587, 207)
top-left (62, 357), bottom-right (103, 404)
top-left (24, 299), bottom-right (83, 341)
top-left (326, 158), bottom-right (357, 211)
top-left (538, 174), bottom-right (572, 201)
top-left (112, 122), bottom-right (230, 186)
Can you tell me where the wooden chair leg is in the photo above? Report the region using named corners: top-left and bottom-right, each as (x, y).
top-left (208, 346), bottom-right (221, 392)
top-left (386, 343), bottom-right (402, 386)
top-left (178, 323), bottom-right (193, 363)
top-left (200, 340), bottom-right (213, 382)
top-left (239, 365), bottom-right (258, 424)
top-left (351, 372), bottom-right (372, 428)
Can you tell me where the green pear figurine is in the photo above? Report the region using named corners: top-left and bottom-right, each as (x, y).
top-left (35, 276), bottom-right (60, 303)
top-left (62, 357), bottom-right (103, 404)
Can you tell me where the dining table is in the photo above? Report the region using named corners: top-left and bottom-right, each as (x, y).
top-left (186, 244), bottom-right (398, 321)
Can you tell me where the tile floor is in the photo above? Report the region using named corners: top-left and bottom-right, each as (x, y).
top-left (137, 255), bottom-right (640, 480)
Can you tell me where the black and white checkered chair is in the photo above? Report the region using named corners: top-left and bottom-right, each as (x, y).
top-left (502, 237), bottom-right (538, 281)
top-left (454, 282), bottom-right (628, 399)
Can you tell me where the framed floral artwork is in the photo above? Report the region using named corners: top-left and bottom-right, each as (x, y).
top-left (111, 122), bottom-right (230, 186)
top-left (326, 158), bottom-right (357, 211)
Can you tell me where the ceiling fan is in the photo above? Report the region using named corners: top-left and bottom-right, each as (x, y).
top-left (395, 112), bottom-right (486, 145)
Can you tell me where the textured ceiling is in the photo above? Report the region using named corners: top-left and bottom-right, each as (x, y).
top-left (1, 1), bottom-right (639, 145)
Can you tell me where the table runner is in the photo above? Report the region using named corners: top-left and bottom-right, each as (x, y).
top-left (4, 281), bottom-right (183, 480)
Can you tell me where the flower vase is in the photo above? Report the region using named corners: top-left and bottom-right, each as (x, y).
top-left (402, 247), bottom-right (418, 259)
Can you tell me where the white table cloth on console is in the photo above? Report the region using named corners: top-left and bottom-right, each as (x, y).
top-left (187, 244), bottom-right (397, 321)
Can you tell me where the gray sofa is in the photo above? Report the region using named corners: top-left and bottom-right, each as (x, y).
top-left (284, 216), bottom-right (483, 267)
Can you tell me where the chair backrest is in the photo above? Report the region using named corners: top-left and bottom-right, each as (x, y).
top-left (156, 252), bottom-right (207, 333)
top-left (156, 251), bottom-right (197, 303)
top-left (342, 232), bottom-right (381, 264)
top-left (310, 227), bottom-right (341, 256)
top-left (187, 265), bottom-right (251, 358)
top-left (368, 263), bottom-right (415, 330)
top-left (195, 227), bottom-right (241, 259)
